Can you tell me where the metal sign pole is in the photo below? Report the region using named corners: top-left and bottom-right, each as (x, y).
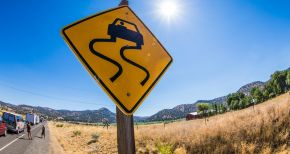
top-left (116, 1), bottom-right (135, 154)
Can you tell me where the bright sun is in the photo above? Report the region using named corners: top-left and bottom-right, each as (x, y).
top-left (157, 0), bottom-right (180, 22)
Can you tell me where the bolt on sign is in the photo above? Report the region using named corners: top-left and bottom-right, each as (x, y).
top-left (61, 6), bottom-right (172, 115)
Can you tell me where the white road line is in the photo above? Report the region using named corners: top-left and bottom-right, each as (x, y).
top-left (0, 124), bottom-right (42, 152)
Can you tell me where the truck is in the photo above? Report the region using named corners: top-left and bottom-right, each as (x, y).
top-left (2, 112), bottom-right (25, 134)
top-left (35, 115), bottom-right (40, 124)
top-left (26, 113), bottom-right (39, 125)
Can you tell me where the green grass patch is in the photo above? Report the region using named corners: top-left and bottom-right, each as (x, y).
top-left (72, 130), bottom-right (81, 137)
top-left (156, 143), bottom-right (173, 154)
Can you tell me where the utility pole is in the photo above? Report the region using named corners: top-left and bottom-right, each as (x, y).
top-left (116, 1), bottom-right (136, 154)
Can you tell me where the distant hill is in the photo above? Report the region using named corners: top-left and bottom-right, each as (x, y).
top-left (57, 108), bottom-right (116, 123)
top-left (146, 104), bottom-right (197, 121)
top-left (0, 102), bottom-right (116, 123)
top-left (0, 67), bottom-right (288, 123)
top-left (0, 102), bottom-right (146, 123)
top-left (237, 81), bottom-right (265, 95)
top-left (0, 80), bottom-right (276, 123)
top-left (146, 81), bottom-right (266, 122)
top-left (195, 96), bottom-right (227, 105)
top-left (145, 96), bottom-right (226, 122)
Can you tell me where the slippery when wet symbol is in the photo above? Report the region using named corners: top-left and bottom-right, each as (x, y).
top-left (61, 6), bottom-right (172, 115)
top-left (89, 18), bottom-right (150, 86)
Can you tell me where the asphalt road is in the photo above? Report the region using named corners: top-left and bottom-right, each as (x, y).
top-left (0, 122), bottom-right (49, 154)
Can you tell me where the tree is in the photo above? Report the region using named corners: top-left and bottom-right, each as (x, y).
top-left (262, 88), bottom-right (270, 100)
top-left (197, 103), bottom-right (209, 124)
top-left (250, 87), bottom-right (263, 103)
top-left (286, 71), bottom-right (290, 90)
top-left (214, 103), bottom-right (218, 114)
top-left (221, 104), bottom-right (227, 113)
top-left (240, 96), bottom-right (251, 108)
top-left (227, 93), bottom-right (237, 110)
top-left (218, 104), bottom-right (227, 113)
top-left (209, 103), bottom-right (218, 115)
top-left (264, 83), bottom-right (275, 99)
top-left (227, 92), bottom-right (246, 110)
top-left (270, 71), bottom-right (287, 95)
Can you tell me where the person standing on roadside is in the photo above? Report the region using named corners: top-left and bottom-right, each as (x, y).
top-left (41, 125), bottom-right (45, 139)
top-left (27, 123), bottom-right (32, 140)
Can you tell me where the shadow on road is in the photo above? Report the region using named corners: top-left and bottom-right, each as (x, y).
top-left (7, 132), bottom-right (21, 135)
top-left (19, 137), bottom-right (30, 140)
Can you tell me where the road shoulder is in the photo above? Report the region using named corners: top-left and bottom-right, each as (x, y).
top-left (24, 122), bottom-right (65, 154)
top-left (47, 122), bottom-right (65, 154)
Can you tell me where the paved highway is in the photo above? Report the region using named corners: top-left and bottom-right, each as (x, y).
top-left (0, 122), bottom-right (50, 154)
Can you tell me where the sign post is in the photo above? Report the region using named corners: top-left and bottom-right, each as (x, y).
top-left (116, 2), bottom-right (135, 154)
top-left (116, 106), bottom-right (135, 154)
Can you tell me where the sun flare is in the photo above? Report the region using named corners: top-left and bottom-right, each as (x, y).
top-left (157, 0), bottom-right (180, 22)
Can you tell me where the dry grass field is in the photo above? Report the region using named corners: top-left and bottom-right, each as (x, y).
top-left (49, 92), bottom-right (290, 154)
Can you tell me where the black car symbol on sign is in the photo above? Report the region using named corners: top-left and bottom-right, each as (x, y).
top-left (108, 18), bottom-right (144, 47)
top-left (89, 18), bottom-right (149, 86)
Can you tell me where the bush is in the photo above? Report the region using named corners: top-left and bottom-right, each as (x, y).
top-left (56, 124), bottom-right (63, 127)
top-left (91, 133), bottom-right (100, 140)
top-left (156, 143), bottom-right (173, 154)
top-left (87, 133), bottom-right (100, 145)
top-left (72, 130), bottom-right (81, 137)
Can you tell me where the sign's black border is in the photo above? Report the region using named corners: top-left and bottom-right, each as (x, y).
top-left (62, 6), bottom-right (173, 114)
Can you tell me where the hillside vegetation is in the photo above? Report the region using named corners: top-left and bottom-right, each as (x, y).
top-left (227, 69), bottom-right (290, 111)
top-left (50, 92), bottom-right (290, 154)
top-left (136, 92), bottom-right (290, 153)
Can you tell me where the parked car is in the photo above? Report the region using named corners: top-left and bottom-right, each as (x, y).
top-left (0, 117), bottom-right (7, 136)
top-left (2, 112), bottom-right (25, 134)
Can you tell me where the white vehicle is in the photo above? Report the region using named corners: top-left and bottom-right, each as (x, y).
top-left (2, 112), bottom-right (25, 134)
top-left (35, 115), bottom-right (40, 124)
top-left (26, 113), bottom-right (39, 125)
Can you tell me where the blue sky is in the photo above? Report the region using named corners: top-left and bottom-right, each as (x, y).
top-left (0, 0), bottom-right (290, 116)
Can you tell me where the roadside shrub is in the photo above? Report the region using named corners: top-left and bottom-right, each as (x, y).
top-left (56, 124), bottom-right (63, 127)
top-left (156, 143), bottom-right (173, 154)
top-left (92, 133), bottom-right (100, 140)
top-left (72, 130), bottom-right (81, 137)
top-left (87, 132), bottom-right (100, 145)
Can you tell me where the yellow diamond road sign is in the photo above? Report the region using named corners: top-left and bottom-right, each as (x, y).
top-left (61, 6), bottom-right (172, 115)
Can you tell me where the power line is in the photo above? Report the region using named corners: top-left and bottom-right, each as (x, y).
top-left (0, 82), bottom-right (111, 107)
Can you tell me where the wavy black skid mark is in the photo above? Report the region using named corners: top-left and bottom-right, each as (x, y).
top-left (89, 38), bottom-right (123, 82)
top-left (120, 45), bottom-right (150, 86)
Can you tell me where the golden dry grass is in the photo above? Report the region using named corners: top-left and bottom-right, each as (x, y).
top-left (48, 122), bottom-right (117, 154)
top-left (49, 92), bottom-right (290, 154)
